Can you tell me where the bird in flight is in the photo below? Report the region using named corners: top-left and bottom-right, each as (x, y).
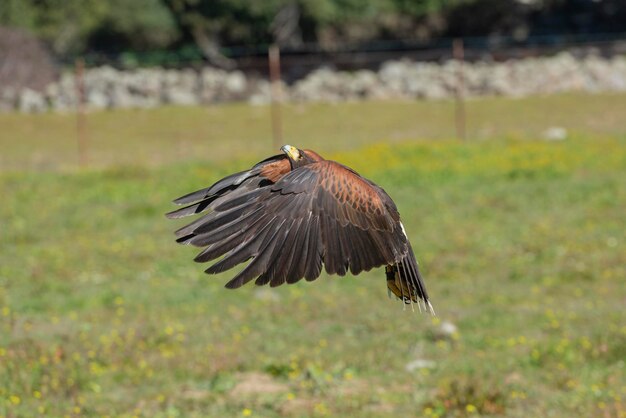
top-left (167, 145), bottom-right (434, 313)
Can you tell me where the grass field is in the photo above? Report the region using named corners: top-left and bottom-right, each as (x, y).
top-left (1, 94), bottom-right (625, 417)
top-left (1, 93), bottom-right (626, 171)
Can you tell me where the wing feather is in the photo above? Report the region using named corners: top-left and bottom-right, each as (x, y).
top-left (224, 218), bottom-right (286, 289)
top-left (172, 170), bottom-right (251, 205)
top-left (303, 215), bottom-right (323, 281)
top-left (270, 218), bottom-right (302, 287)
top-left (205, 217), bottom-right (283, 274)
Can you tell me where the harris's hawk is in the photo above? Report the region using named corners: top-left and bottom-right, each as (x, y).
top-left (167, 145), bottom-right (433, 313)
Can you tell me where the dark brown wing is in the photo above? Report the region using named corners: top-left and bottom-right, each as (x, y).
top-left (168, 158), bottom-right (429, 305)
top-left (166, 154), bottom-right (290, 221)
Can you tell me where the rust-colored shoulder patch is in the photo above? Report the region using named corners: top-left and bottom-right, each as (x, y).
top-left (303, 149), bottom-right (325, 162)
top-left (313, 161), bottom-right (391, 230)
top-left (260, 158), bottom-right (291, 183)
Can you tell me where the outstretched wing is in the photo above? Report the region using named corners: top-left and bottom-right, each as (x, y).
top-left (168, 159), bottom-right (429, 304)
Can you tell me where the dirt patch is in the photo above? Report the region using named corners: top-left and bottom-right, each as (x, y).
top-left (279, 398), bottom-right (316, 416)
top-left (336, 378), bottom-right (371, 396)
top-left (181, 388), bottom-right (212, 400)
top-left (229, 372), bottom-right (289, 398)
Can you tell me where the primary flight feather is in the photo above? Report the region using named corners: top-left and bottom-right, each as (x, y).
top-left (167, 145), bottom-right (434, 313)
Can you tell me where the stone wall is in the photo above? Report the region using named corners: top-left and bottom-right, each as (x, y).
top-left (2, 52), bottom-right (625, 113)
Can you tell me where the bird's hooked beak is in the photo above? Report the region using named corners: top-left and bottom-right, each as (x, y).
top-left (281, 144), bottom-right (301, 161)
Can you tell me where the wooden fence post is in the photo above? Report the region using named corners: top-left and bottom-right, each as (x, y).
top-left (268, 44), bottom-right (283, 150)
top-left (453, 39), bottom-right (467, 141)
top-left (75, 58), bottom-right (88, 167)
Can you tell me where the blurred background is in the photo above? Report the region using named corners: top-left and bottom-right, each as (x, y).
top-left (1, 1), bottom-right (625, 417)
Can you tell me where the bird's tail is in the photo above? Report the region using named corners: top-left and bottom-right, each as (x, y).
top-left (386, 249), bottom-right (434, 314)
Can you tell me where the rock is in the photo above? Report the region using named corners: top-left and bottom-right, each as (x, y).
top-left (163, 88), bottom-right (198, 106)
top-left (18, 88), bottom-right (47, 113)
top-left (253, 288), bottom-right (281, 302)
top-left (347, 70), bottom-right (382, 98)
top-left (6, 51), bottom-right (626, 112)
top-left (109, 86), bottom-right (135, 108)
top-left (247, 80), bottom-right (272, 106)
top-left (379, 60), bottom-right (412, 95)
top-left (439, 320), bottom-right (458, 336)
top-left (225, 70), bottom-right (247, 95)
top-left (160, 69), bottom-right (199, 106)
top-left (428, 320), bottom-right (459, 342)
top-left (87, 89), bottom-right (109, 109)
top-left (50, 73), bottom-right (78, 111)
top-left (542, 126), bottom-right (568, 141)
top-left (405, 359), bottom-right (437, 372)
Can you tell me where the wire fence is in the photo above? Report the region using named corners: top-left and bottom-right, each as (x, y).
top-left (74, 32), bottom-right (626, 79)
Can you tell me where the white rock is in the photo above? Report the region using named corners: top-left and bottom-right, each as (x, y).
top-left (8, 52), bottom-right (626, 112)
top-left (18, 88), bottom-right (47, 113)
top-left (543, 126), bottom-right (568, 141)
top-left (439, 320), bottom-right (458, 336)
top-left (225, 71), bottom-right (247, 94)
top-left (163, 88), bottom-right (198, 106)
top-left (405, 359), bottom-right (437, 372)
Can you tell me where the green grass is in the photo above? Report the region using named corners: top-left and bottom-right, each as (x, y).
top-left (1, 93), bottom-right (625, 171)
top-left (1, 95), bottom-right (625, 417)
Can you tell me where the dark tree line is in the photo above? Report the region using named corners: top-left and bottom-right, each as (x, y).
top-left (1, 0), bottom-right (625, 66)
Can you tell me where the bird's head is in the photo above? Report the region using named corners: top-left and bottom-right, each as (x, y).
top-left (281, 144), bottom-right (321, 168)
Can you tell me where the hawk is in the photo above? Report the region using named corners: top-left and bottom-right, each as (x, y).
top-left (168, 145), bottom-right (433, 313)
